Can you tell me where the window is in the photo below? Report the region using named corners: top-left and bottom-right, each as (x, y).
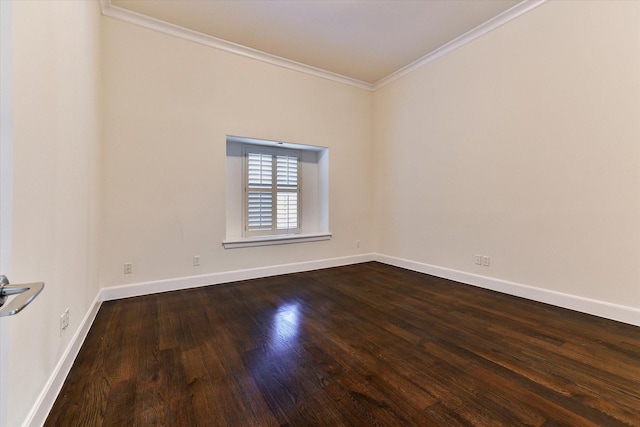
top-left (245, 146), bottom-right (301, 236)
top-left (224, 135), bottom-right (331, 248)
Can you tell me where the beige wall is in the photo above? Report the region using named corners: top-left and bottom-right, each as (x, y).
top-left (9, 0), bottom-right (102, 425)
top-left (100, 18), bottom-right (373, 288)
top-left (373, 0), bottom-right (640, 308)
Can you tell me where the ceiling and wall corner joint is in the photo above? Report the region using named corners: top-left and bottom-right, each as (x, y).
top-left (98, 0), bottom-right (547, 92)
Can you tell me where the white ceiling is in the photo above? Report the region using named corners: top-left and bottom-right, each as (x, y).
top-left (108, 0), bottom-right (523, 86)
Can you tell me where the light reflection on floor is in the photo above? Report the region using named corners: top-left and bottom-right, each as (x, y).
top-left (270, 302), bottom-right (300, 353)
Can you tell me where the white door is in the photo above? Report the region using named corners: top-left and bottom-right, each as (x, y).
top-left (0, 1), bottom-right (13, 425)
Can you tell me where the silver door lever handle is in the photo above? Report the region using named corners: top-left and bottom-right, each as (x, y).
top-left (0, 275), bottom-right (44, 317)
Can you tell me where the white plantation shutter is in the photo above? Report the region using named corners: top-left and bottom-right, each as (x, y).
top-left (247, 153), bottom-right (272, 187)
top-left (247, 191), bottom-right (272, 230)
top-left (276, 154), bottom-right (298, 231)
top-left (277, 192), bottom-right (298, 230)
top-left (247, 153), bottom-right (274, 231)
top-left (245, 147), bottom-right (300, 236)
top-left (276, 155), bottom-right (298, 188)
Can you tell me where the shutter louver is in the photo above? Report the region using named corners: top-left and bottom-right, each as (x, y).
top-left (276, 155), bottom-right (298, 230)
top-left (247, 191), bottom-right (273, 230)
top-left (276, 155), bottom-right (298, 188)
top-left (277, 192), bottom-right (298, 230)
top-left (247, 153), bottom-right (273, 187)
top-left (247, 152), bottom-right (274, 231)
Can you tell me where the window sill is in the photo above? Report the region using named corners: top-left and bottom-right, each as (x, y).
top-left (222, 232), bottom-right (332, 249)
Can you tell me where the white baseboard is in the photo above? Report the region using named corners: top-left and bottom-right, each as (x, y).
top-left (374, 253), bottom-right (640, 327)
top-left (24, 293), bottom-right (102, 427)
top-left (101, 253), bottom-right (376, 301)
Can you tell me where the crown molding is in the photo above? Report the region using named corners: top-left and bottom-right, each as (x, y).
top-left (373, 0), bottom-right (548, 90)
top-left (100, 0), bottom-right (546, 93)
top-left (99, 0), bottom-right (374, 91)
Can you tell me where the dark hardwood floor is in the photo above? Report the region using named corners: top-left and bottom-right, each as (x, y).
top-left (45, 262), bottom-right (640, 426)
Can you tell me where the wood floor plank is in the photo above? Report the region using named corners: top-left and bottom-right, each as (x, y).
top-left (45, 262), bottom-right (640, 426)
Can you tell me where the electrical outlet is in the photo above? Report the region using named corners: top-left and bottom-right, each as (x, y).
top-left (474, 255), bottom-right (482, 265)
top-left (124, 263), bottom-right (133, 274)
top-left (60, 308), bottom-right (69, 336)
top-left (356, 240), bottom-right (361, 248)
top-left (482, 256), bottom-right (490, 267)
top-left (193, 256), bottom-right (200, 266)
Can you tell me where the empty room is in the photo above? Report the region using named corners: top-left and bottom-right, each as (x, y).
top-left (1, 0), bottom-right (639, 425)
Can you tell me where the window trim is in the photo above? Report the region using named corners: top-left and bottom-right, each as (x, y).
top-left (222, 232), bottom-right (332, 249)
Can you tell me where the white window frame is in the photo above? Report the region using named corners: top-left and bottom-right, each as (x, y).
top-left (243, 145), bottom-right (301, 237)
